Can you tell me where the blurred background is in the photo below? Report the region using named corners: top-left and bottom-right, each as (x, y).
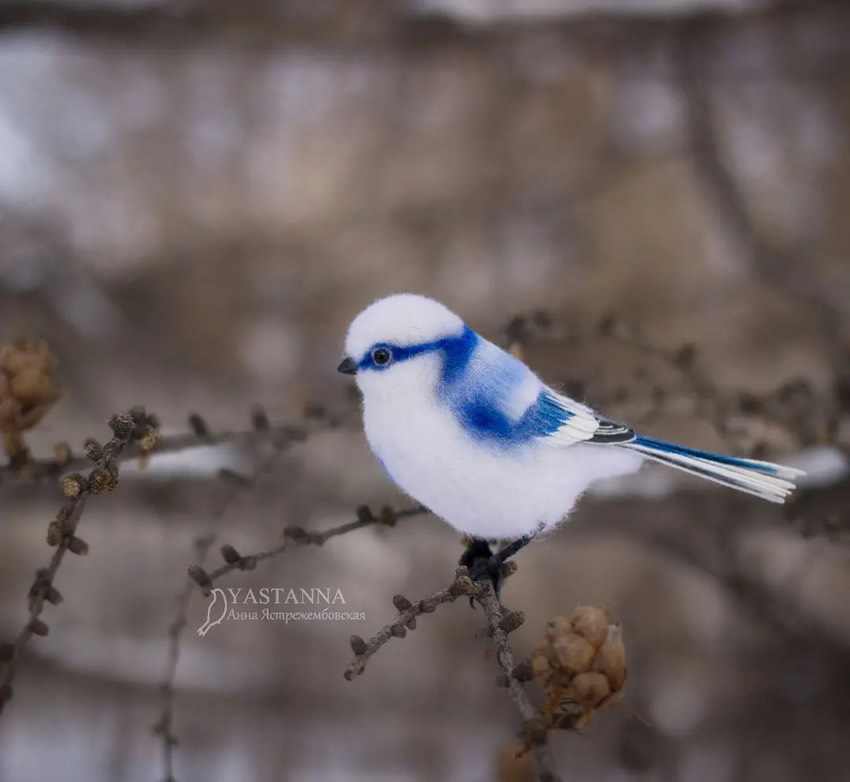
top-left (1, 0), bottom-right (849, 780)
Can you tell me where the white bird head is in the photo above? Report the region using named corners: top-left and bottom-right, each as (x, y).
top-left (339, 294), bottom-right (467, 399)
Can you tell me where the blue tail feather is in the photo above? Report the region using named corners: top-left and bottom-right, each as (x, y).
top-left (633, 435), bottom-right (780, 475)
top-left (625, 434), bottom-right (804, 503)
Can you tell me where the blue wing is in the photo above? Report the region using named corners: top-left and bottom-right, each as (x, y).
top-left (528, 389), bottom-right (633, 446)
top-left (437, 334), bottom-right (803, 503)
top-left (441, 338), bottom-right (626, 448)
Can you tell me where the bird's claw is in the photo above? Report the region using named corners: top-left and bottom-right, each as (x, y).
top-left (458, 538), bottom-right (504, 603)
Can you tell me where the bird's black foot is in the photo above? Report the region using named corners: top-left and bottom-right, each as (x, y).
top-left (458, 531), bottom-right (540, 605)
top-left (458, 538), bottom-right (505, 602)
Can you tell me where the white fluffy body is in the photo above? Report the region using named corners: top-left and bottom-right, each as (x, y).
top-left (344, 294), bottom-right (643, 539)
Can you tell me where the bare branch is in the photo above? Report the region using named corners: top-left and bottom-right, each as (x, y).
top-left (345, 567), bottom-right (562, 780)
top-left (152, 533), bottom-right (215, 782)
top-left (344, 566), bottom-right (483, 680)
top-left (188, 504), bottom-right (430, 595)
top-left (152, 405), bottom-right (352, 781)
top-left (0, 407), bottom-right (158, 715)
top-left (477, 586), bottom-right (562, 782)
top-left (149, 406), bottom-right (426, 782)
top-left (505, 311), bottom-right (843, 456)
top-left (0, 406), bottom-right (354, 485)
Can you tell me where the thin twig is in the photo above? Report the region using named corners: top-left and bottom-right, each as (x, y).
top-left (153, 407), bottom-right (344, 782)
top-left (476, 585), bottom-right (562, 782)
top-left (160, 501), bottom-right (428, 780)
top-left (152, 402), bottom-right (425, 781)
top-left (506, 312), bottom-right (843, 455)
top-left (506, 313), bottom-right (741, 443)
top-left (160, 501), bottom-right (428, 778)
top-left (188, 505), bottom-right (430, 595)
top-left (344, 566), bottom-right (484, 680)
top-left (0, 407), bottom-right (158, 716)
top-left (153, 533), bottom-right (215, 782)
top-left (344, 568), bottom-right (562, 781)
top-left (0, 407), bottom-right (355, 485)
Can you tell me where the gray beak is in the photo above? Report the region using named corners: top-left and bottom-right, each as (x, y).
top-left (337, 356), bottom-right (358, 375)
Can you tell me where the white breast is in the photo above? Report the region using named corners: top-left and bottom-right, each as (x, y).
top-left (361, 356), bottom-right (639, 539)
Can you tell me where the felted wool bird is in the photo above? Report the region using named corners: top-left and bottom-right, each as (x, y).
top-left (338, 294), bottom-right (803, 592)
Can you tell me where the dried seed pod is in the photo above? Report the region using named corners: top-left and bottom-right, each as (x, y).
top-left (62, 474), bottom-right (85, 499)
top-left (83, 439), bottom-right (104, 463)
top-left (45, 586), bottom-right (63, 606)
top-left (187, 565), bottom-right (211, 589)
top-left (139, 427), bottom-right (159, 452)
top-left (544, 616), bottom-right (571, 642)
top-left (531, 651), bottom-right (550, 677)
top-left (0, 338), bottom-right (60, 436)
top-left (377, 505), bottom-right (397, 525)
top-left (552, 634), bottom-right (595, 674)
top-left (28, 619), bottom-right (49, 637)
top-left (569, 671), bottom-right (611, 709)
top-left (593, 625), bottom-right (626, 691)
top-left (355, 505), bottom-right (374, 523)
top-left (499, 611), bottom-right (525, 634)
top-left (569, 605), bottom-right (608, 649)
top-left (108, 413), bottom-right (135, 440)
top-left (88, 467), bottom-right (117, 494)
top-left (282, 525), bottom-right (308, 542)
top-left (67, 536), bottom-right (89, 555)
top-left (46, 520), bottom-right (63, 547)
top-left (392, 594), bottom-right (412, 612)
top-left (533, 606), bottom-right (627, 733)
top-left (220, 544), bottom-right (242, 565)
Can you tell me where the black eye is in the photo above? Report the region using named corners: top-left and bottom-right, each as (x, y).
top-left (372, 348), bottom-right (391, 366)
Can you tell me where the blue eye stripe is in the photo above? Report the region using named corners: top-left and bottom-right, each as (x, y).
top-left (358, 327), bottom-right (478, 374)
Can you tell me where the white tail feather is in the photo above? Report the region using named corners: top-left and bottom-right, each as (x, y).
top-left (625, 441), bottom-right (803, 503)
